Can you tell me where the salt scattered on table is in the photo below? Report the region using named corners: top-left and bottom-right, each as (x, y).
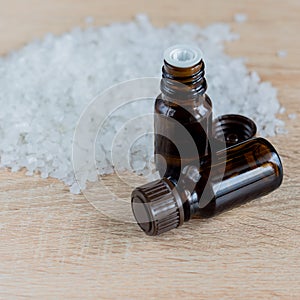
top-left (234, 13), bottom-right (248, 23)
top-left (277, 50), bottom-right (288, 58)
top-left (288, 113), bottom-right (297, 120)
top-left (85, 16), bottom-right (94, 25)
top-left (0, 14), bottom-right (285, 193)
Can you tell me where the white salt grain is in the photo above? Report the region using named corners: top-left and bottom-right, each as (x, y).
top-left (85, 16), bottom-right (94, 25)
top-left (277, 50), bottom-right (287, 58)
top-left (288, 113), bottom-right (297, 120)
top-left (234, 13), bottom-right (248, 23)
top-left (279, 106), bottom-right (286, 114)
top-left (0, 14), bottom-right (285, 193)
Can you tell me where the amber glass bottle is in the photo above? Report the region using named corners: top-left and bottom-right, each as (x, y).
top-left (154, 45), bottom-right (212, 180)
top-left (132, 138), bottom-right (283, 236)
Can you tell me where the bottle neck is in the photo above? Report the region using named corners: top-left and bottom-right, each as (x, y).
top-left (160, 60), bottom-right (207, 102)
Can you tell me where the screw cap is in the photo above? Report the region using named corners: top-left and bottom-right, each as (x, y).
top-left (131, 178), bottom-right (184, 236)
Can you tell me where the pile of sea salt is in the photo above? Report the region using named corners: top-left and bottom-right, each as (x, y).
top-left (0, 14), bottom-right (285, 193)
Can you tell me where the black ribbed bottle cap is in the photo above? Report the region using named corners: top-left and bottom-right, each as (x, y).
top-left (212, 114), bottom-right (257, 151)
top-left (131, 178), bottom-right (184, 236)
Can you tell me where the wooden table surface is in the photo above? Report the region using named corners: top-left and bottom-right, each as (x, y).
top-left (0, 0), bottom-right (299, 299)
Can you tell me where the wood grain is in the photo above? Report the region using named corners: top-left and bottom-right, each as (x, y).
top-left (0, 0), bottom-right (299, 299)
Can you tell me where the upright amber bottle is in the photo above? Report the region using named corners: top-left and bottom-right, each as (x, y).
top-left (132, 138), bottom-right (283, 236)
top-left (154, 45), bottom-right (212, 179)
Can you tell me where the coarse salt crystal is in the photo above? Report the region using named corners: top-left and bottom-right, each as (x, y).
top-left (234, 13), bottom-right (248, 23)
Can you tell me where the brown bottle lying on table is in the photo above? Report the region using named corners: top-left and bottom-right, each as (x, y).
top-left (154, 44), bottom-right (212, 180)
top-left (131, 138), bottom-right (283, 236)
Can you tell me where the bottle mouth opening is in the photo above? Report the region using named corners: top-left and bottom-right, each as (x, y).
top-left (213, 114), bottom-right (257, 146)
top-left (171, 49), bottom-right (196, 62)
top-left (164, 44), bottom-right (203, 68)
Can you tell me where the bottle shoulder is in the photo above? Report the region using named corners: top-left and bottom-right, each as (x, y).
top-left (155, 93), bottom-right (212, 119)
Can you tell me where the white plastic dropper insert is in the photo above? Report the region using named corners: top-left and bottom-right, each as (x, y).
top-left (163, 44), bottom-right (203, 68)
